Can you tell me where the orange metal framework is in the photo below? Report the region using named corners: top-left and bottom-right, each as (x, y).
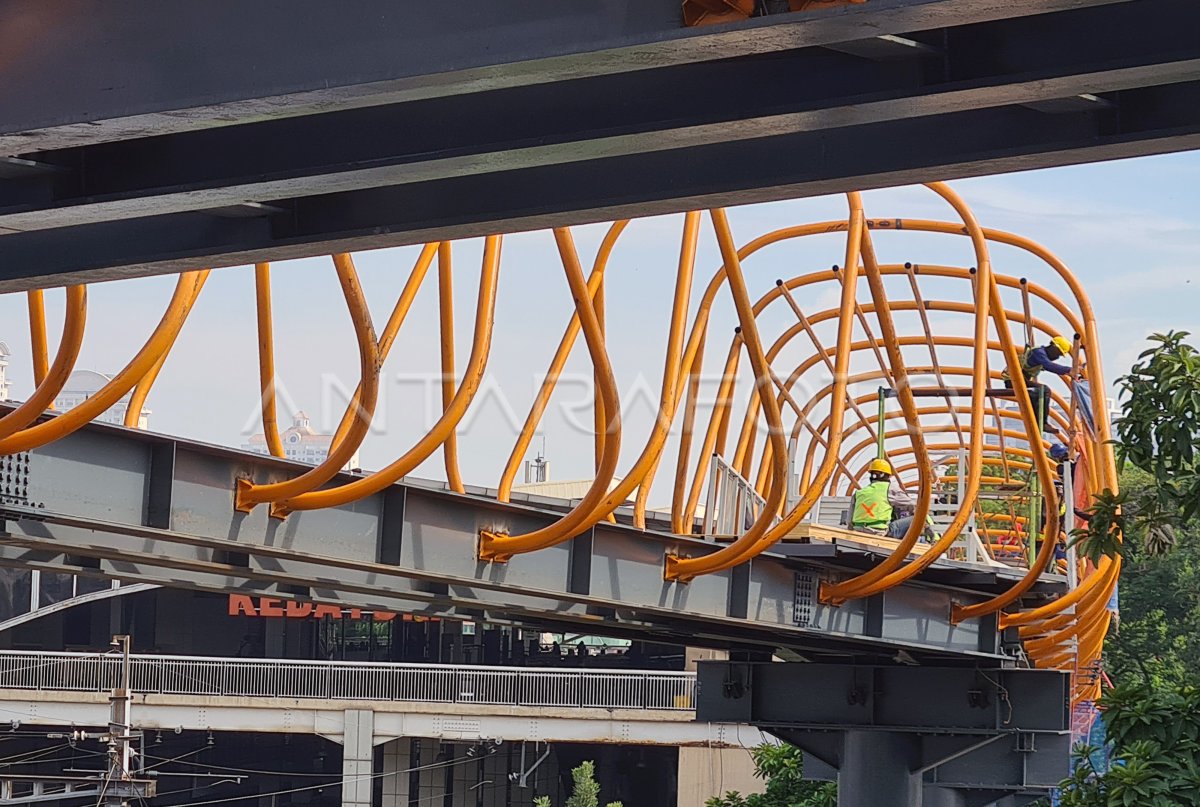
top-left (0, 183), bottom-right (1118, 707)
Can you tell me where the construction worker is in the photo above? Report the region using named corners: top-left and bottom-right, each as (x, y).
top-left (1002, 336), bottom-right (1073, 432)
top-left (851, 459), bottom-right (917, 538)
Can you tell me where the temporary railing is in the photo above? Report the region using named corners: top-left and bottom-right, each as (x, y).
top-left (702, 454), bottom-right (771, 540)
top-left (0, 650), bottom-right (696, 711)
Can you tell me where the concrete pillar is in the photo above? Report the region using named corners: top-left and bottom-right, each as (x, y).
top-left (341, 709), bottom-right (375, 807)
top-left (922, 785), bottom-right (969, 807)
top-left (837, 731), bottom-right (918, 807)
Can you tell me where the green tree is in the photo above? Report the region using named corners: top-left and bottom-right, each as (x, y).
top-left (1054, 681), bottom-right (1200, 806)
top-left (1075, 331), bottom-right (1200, 561)
top-left (534, 761), bottom-right (622, 807)
top-left (706, 743), bottom-right (836, 807)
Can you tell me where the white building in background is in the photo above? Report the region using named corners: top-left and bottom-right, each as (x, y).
top-left (53, 369), bottom-right (150, 428)
top-left (242, 410), bottom-right (360, 470)
top-left (0, 342), bottom-right (10, 402)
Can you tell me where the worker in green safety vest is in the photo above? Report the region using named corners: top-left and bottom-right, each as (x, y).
top-left (851, 458), bottom-right (916, 537)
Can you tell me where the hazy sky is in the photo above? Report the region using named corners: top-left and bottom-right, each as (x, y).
top-left (2, 152), bottom-right (1197, 501)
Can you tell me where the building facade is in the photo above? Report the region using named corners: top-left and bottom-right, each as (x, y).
top-left (243, 410), bottom-right (361, 470)
top-left (0, 341), bottom-right (10, 401)
top-left (53, 368), bottom-right (150, 428)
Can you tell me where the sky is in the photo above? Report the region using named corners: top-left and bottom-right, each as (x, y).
top-left (2, 151), bottom-right (1198, 502)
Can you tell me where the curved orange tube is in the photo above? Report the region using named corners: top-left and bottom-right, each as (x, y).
top-left (26, 290), bottom-right (49, 387)
top-left (437, 243), bottom-right (465, 494)
top-left (235, 254), bottom-right (379, 514)
top-left (279, 236), bottom-right (502, 514)
top-left (0, 286), bottom-right (88, 441)
top-left (479, 229), bottom-right (621, 561)
top-left (0, 271), bottom-right (208, 455)
top-left (253, 263), bottom-right (285, 458)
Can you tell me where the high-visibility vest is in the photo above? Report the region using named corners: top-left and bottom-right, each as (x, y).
top-left (851, 481), bottom-right (893, 531)
top-left (1001, 346), bottom-right (1040, 384)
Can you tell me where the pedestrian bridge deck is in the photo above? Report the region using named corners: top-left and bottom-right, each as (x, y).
top-left (0, 650), bottom-right (764, 748)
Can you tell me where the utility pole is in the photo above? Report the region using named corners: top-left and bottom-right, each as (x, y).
top-left (37, 635), bottom-right (155, 806)
top-left (104, 634), bottom-right (136, 806)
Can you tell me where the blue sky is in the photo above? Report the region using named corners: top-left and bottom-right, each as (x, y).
top-left (2, 152), bottom-right (1198, 498)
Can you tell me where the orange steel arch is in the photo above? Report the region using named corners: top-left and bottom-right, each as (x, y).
top-left (0, 182), bottom-right (1119, 710)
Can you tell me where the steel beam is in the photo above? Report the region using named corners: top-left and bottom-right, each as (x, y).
top-left (4, 0), bottom-right (1194, 238)
top-left (3, 77), bottom-right (1200, 289)
top-left (698, 661), bottom-right (1071, 806)
top-left (0, 0), bottom-right (1129, 154)
top-left (0, 419), bottom-right (1059, 661)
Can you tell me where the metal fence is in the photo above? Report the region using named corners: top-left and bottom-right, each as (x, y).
top-left (0, 651), bottom-right (696, 711)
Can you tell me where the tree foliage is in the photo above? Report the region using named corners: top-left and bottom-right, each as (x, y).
top-left (706, 743), bottom-right (835, 807)
top-left (1074, 331), bottom-right (1200, 562)
top-left (534, 761), bottom-right (622, 807)
top-left (1055, 682), bottom-right (1200, 806)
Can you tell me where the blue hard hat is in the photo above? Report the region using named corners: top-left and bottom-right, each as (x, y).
top-left (1050, 444), bottom-right (1069, 461)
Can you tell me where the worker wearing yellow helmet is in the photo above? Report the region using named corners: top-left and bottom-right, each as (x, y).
top-left (1001, 335), bottom-right (1075, 432)
top-left (850, 458), bottom-right (917, 537)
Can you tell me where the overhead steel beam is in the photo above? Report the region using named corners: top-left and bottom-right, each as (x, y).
top-left (3, 76), bottom-right (1200, 290)
top-left (4, 0), bottom-right (1195, 238)
top-left (0, 418), bottom-right (1060, 662)
top-left (0, 0), bottom-right (1130, 155)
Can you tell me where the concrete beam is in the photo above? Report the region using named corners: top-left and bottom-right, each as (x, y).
top-left (0, 0), bottom-right (1130, 153)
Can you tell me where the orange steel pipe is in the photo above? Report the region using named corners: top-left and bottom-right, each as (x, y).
top-left (671, 329), bottom-right (707, 534)
top-left (253, 263), bottom-right (286, 458)
top-left (437, 243), bottom-right (465, 494)
top-left (870, 219), bottom-right (1115, 490)
top-left (26, 290), bottom-right (49, 387)
top-left (676, 200), bottom-right (867, 573)
top-left (818, 183), bottom-right (993, 602)
top-left (279, 236), bottom-right (502, 514)
top-left (593, 273), bottom-right (607, 475)
top-left (330, 242), bottom-right (440, 450)
top-left (498, 222), bottom-right (628, 502)
top-left (126, 273), bottom-right (208, 429)
top-left (1000, 555), bottom-right (1120, 627)
top-left (680, 338), bottom-right (743, 530)
top-left (0, 271), bottom-right (209, 455)
top-left (236, 254), bottom-right (379, 513)
top-left (479, 229), bottom-right (620, 561)
top-left (820, 215), bottom-right (933, 600)
top-left (949, 203), bottom-right (1063, 623)
top-left (666, 206), bottom-right (847, 580)
top-left (0, 286), bottom-right (87, 441)
top-left (591, 212), bottom-right (700, 521)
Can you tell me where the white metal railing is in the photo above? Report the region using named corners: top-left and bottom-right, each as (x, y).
top-left (0, 650), bottom-right (696, 711)
top-left (702, 454), bottom-right (773, 539)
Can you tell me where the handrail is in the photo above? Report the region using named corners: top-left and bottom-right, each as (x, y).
top-left (0, 650), bottom-right (695, 712)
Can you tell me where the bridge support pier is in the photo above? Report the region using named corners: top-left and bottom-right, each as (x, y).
top-left (837, 731), bottom-right (919, 806)
top-left (696, 661), bottom-right (1072, 807)
top-left (340, 709), bottom-right (376, 807)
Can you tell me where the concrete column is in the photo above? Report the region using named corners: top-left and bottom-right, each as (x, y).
top-left (922, 785), bottom-right (969, 807)
top-left (341, 709), bottom-right (375, 807)
top-left (837, 731), bottom-right (918, 807)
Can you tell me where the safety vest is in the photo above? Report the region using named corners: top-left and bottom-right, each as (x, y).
top-left (851, 481), bottom-right (893, 532)
top-left (1000, 346), bottom-right (1040, 384)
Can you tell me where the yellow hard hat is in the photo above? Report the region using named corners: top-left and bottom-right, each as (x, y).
top-left (1050, 335), bottom-right (1072, 355)
top-left (868, 458), bottom-right (894, 476)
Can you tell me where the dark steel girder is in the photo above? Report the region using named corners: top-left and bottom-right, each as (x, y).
top-left (8, 0), bottom-right (1200, 288)
top-left (0, 416), bottom-right (1062, 662)
top-left (3, 78), bottom-right (1199, 290)
top-left (3, 0), bottom-right (1193, 237)
top-left (0, 0), bottom-right (1128, 154)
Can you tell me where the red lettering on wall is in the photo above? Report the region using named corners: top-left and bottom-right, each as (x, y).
top-left (313, 604), bottom-right (343, 619)
top-left (258, 598), bottom-right (285, 617)
top-left (285, 601), bottom-right (314, 618)
top-left (228, 595), bottom-right (257, 616)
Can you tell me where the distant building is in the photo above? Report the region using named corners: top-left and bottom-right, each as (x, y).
top-left (0, 342), bottom-right (10, 402)
top-left (243, 410), bottom-right (360, 470)
top-left (53, 369), bottom-right (150, 428)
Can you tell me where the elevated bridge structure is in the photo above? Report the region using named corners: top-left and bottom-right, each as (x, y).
top-left (0, 0), bottom-right (1198, 287)
top-left (0, 181), bottom-right (1117, 804)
